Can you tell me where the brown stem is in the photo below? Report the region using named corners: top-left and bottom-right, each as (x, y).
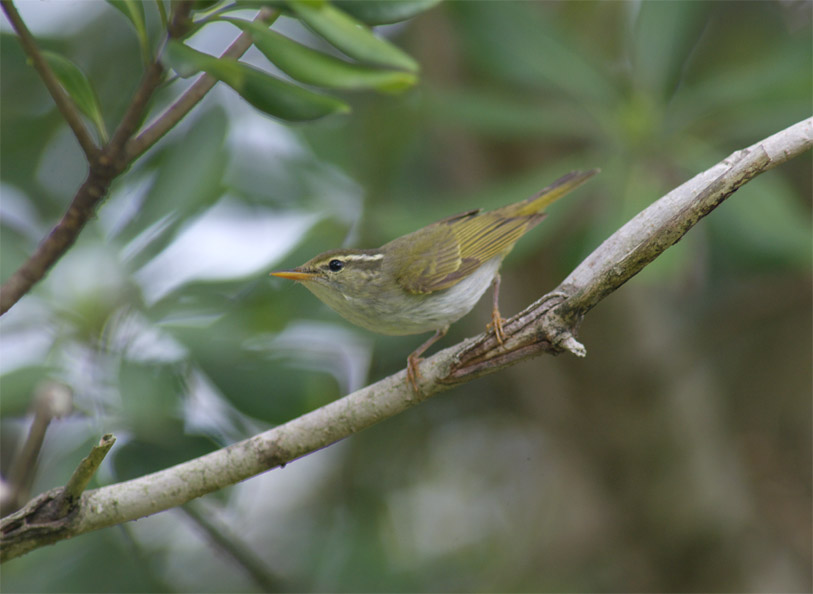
top-left (105, 61), bottom-right (166, 168)
top-left (0, 165), bottom-right (115, 314)
top-left (0, 2), bottom-right (197, 316)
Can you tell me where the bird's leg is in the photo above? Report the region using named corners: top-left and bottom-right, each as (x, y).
top-left (406, 326), bottom-right (449, 392)
top-left (487, 273), bottom-right (507, 344)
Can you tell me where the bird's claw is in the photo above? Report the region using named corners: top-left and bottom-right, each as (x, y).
top-left (488, 309), bottom-right (507, 344)
top-left (406, 354), bottom-right (422, 393)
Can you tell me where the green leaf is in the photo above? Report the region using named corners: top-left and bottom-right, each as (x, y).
top-left (233, 0), bottom-right (289, 10)
top-left (425, 87), bottom-right (597, 140)
top-left (0, 366), bottom-right (57, 417)
top-left (287, 0), bottom-right (419, 72)
top-left (192, 0), bottom-right (222, 10)
top-left (41, 50), bottom-right (108, 142)
top-left (450, 2), bottom-right (615, 109)
top-left (163, 41), bottom-right (350, 121)
top-left (119, 106), bottom-right (230, 260)
top-left (163, 40), bottom-right (208, 78)
top-left (223, 18), bottom-right (416, 93)
top-left (334, 0), bottom-right (440, 25)
top-left (106, 0), bottom-right (150, 62)
top-left (631, 1), bottom-right (709, 100)
top-left (119, 360), bottom-right (184, 439)
top-left (708, 171), bottom-right (812, 271)
top-left (155, 0), bottom-right (168, 29)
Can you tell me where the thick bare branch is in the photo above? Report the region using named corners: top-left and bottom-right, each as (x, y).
top-left (447, 117), bottom-right (812, 378)
top-left (2, 116), bottom-right (809, 562)
top-left (559, 116), bottom-right (813, 316)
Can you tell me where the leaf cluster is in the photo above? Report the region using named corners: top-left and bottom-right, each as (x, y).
top-left (49, 0), bottom-right (432, 129)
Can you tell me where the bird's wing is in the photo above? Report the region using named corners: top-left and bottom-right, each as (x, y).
top-left (392, 210), bottom-right (544, 294)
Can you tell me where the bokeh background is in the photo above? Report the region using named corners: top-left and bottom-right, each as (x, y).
top-left (1, 1), bottom-right (811, 591)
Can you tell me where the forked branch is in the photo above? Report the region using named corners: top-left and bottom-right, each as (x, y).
top-left (0, 3), bottom-right (273, 315)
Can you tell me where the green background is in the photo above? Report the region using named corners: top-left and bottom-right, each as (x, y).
top-left (1, 1), bottom-right (811, 591)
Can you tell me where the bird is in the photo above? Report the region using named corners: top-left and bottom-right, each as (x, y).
top-left (271, 169), bottom-right (599, 390)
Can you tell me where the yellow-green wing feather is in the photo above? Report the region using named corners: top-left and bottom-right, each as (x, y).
top-left (391, 169), bottom-right (599, 294)
top-left (387, 219), bottom-right (464, 294)
top-left (391, 211), bottom-right (543, 293)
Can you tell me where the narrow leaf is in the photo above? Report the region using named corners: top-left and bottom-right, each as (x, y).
top-left (155, 0), bottom-right (168, 29)
top-left (163, 41), bottom-right (350, 121)
top-left (163, 40), bottom-right (208, 78)
top-left (287, 0), bottom-right (419, 72)
top-left (42, 51), bottom-right (108, 141)
top-left (107, 0), bottom-right (150, 62)
top-left (233, 0), bottom-right (289, 10)
top-left (223, 18), bottom-right (416, 93)
top-left (334, 0), bottom-right (440, 25)
top-left (192, 0), bottom-right (221, 10)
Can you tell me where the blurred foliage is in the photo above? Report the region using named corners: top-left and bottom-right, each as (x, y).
top-left (161, 0), bottom-right (425, 121)
top-left (1, 0), bottom-right (811, 592)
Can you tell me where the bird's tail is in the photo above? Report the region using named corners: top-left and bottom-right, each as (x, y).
top-left (516, 169), bottom-right (600, 215)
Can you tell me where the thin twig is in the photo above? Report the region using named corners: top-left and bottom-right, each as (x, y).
top-left (104, 60), bottom-right (166, 169)
top-left (55, 434), bottom-right (116, 516)
top-left (0, 0), bottom-right (99, 159)
top-left (126, 7), bottom-right (278, 161)
top-left (180, 503), bottom-right (287, 592)
top-left (1, 383), bottom-right (73, 516)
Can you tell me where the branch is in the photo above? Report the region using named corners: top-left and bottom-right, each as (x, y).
top-left (0, 2), bottom-right (261, 316)
top-left (2, 117), bottom-right (810, 562)
top-left (0, 382), bottom-right (73, 517)
top-left (560, 116), bottom-right (813, 316)
top-left (1, 47), bottom-right (172, 317)
top-left (0, 1), bottom-right (99, 159)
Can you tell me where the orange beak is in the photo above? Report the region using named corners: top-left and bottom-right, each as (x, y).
top-left (270, 269), bottom-right (315, 281)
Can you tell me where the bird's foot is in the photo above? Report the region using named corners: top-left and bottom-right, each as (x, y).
top-left (488, 308), bottom-right (507, 344)
top-left (406, 354), bottom-right (423, 393)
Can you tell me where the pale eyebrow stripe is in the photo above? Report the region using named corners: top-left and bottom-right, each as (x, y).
top-left (340, 254), bottom-right (384, 261)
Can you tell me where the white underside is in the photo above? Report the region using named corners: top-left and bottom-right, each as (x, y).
top-left (309, 256), bottom-right (504, 336)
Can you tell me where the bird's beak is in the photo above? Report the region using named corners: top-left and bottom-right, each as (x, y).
top-left (270, 269), bottom-right (315, 281)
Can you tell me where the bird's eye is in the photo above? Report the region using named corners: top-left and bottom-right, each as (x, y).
top-left (328, 259), bottom-right (344, 272)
